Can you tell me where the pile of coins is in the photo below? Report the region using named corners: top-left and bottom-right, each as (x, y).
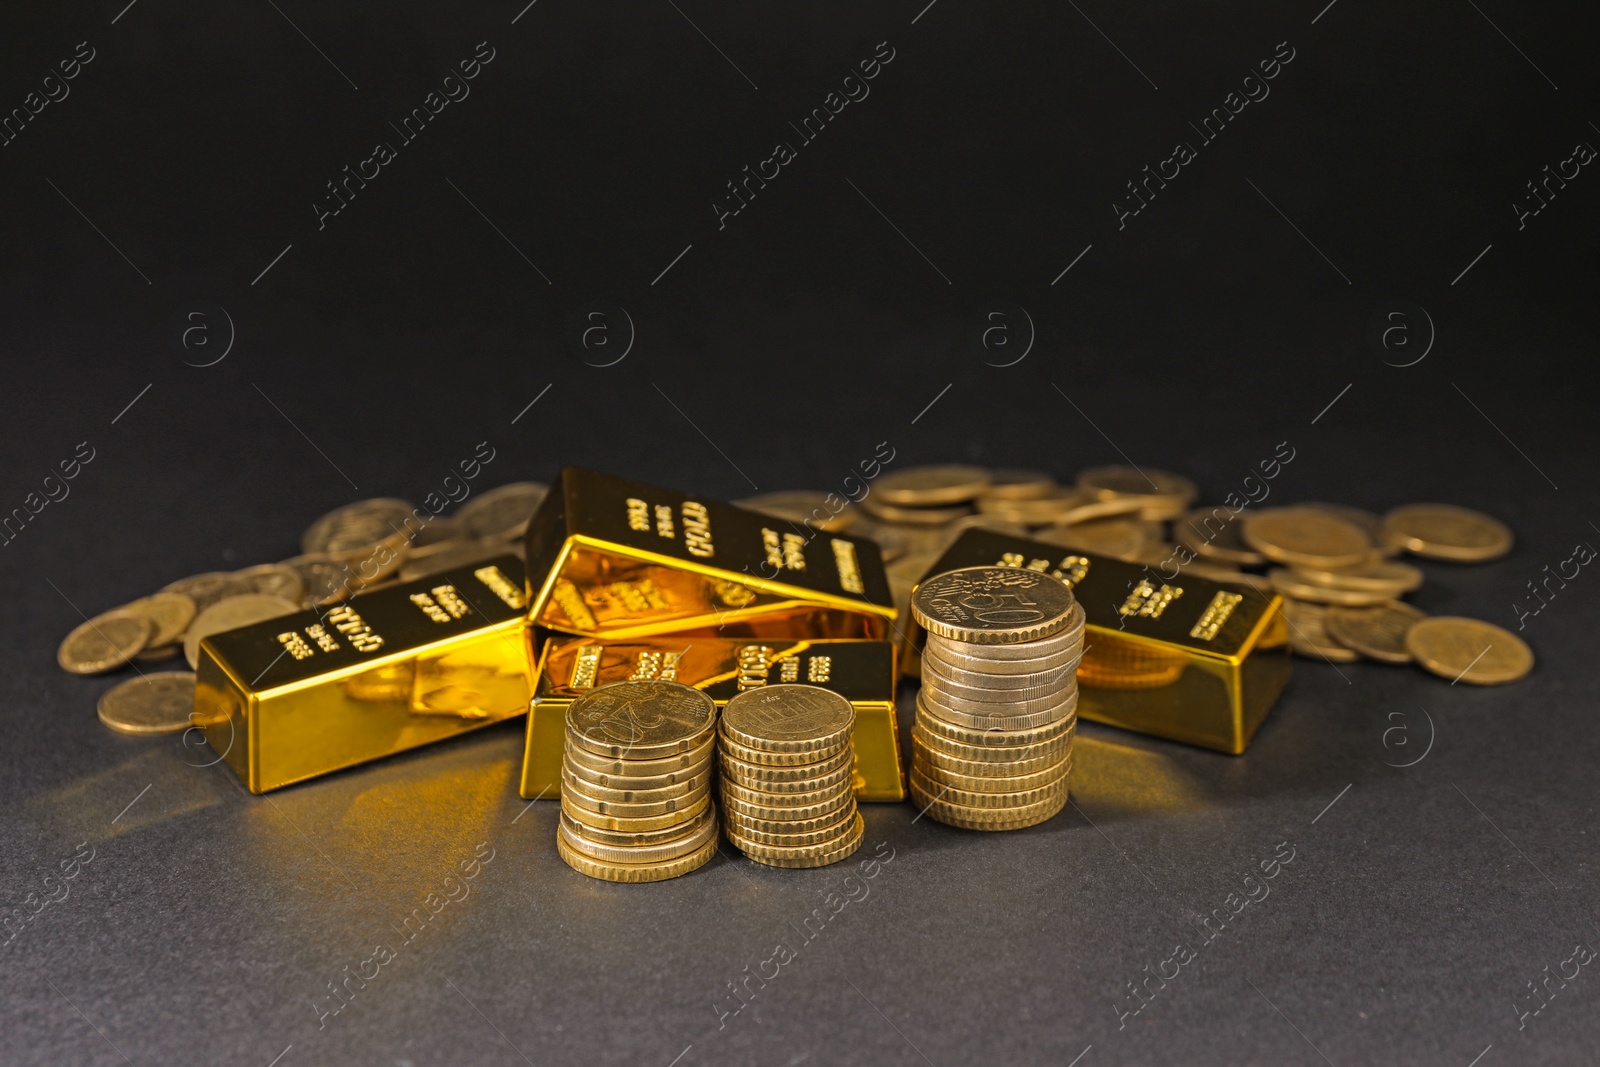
top-left (57, 483), bottom-right (549, 736)
top-left (741, 465), bottom-right (1534, 687)
top-left (1235, 504), bottom-right (1533, 684)
top-left (557, 680), bottom-right (720, 882)
top-left (718, 686), bottom-right (864, 868)
top-left (909, 566), bottom-right (1084, 830)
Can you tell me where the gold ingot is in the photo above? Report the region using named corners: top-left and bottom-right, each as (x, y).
top-left (903, 530), bottom-right (1290, 755)
top-left (524, 467), bottom-right (896, 642)
top-left (521, 636), bottom-right (904, 801)
top-left (194, 555), bottom-right (533, 793)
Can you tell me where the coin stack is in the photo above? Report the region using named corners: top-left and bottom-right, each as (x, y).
top-left (557, 680), bottom-right (720, 882)
top-left (910, 566), bottom-right (1084, 830)
top-left (718, 685), bottom-right (865, 868)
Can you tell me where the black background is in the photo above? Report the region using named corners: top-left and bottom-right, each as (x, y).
top-left (2, 2), bottom-right (1597, 1065)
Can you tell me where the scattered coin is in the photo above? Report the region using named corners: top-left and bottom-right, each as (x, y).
top-left (1405, 617), bottom-right (1533, 684)
top-left (736, 491), bottom-right (854, 532)
top-left (457, 482), bottom-right (549, 542)
top-left (874, 465), bottom-right (992, 507)
top-left (97, 672), bottom-right (197, 735)
top-left (1242, 507), bottom-right (1374, 569)
top-left (235, 563), bottom-right (305, 604)
top-left (119, 592), bottom-right (196, 648)
top-left (1382, 504), bottom-right (1513, 563)
top-left (58, 610), bottom-right (154, 675)
top-left (1269, 568), bottom-right (1392, 607)
top-left (861, 496), bottom-right (972, 526)
top-left (978, 469), bottom-right (1057, 500)
top-left (183, 593), bottom-right (302, 669)
top-left (1279, 598), bottom-right (1359, 663)
top-left (1173, 507), bottom-right (1266, 566)
top-left (1325, 601), bottom-right (1427, 664)
top-left (1287, 559), bottom-right (1424, 597)
top-left (159, 571), bottom-right (255, 613)
top-left (301, 498), bottom-right (416, 556)
top-left (1077, 465), bottom-right (1197, 520)
top-left (1035, 517), bottom-right (1163, 559)
top-left (396, 540), bottom-right (508, 582)
top-left (1303, 503), bottom-right (1404, 557)
top-left (279, 554), bottom-right (360, 607)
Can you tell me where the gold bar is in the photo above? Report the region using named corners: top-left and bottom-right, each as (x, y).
top-left (523, 467), bottom-right (897, 642)
top-left (905, 529), bottom-right (1290, 755)
top-left (195, 555), bottom-right (533, 793)
top-left (520, 636), bottom-right (905, 801)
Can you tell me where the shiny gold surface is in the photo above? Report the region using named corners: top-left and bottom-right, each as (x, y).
top-left (907, 529), bottom-right (1291, 755)
top-left (194, 555), bottom-right (533, 793)
top-left (521, 636), bottom-right (904, 801)
top-left (524, 467), bottom-right (897, 641)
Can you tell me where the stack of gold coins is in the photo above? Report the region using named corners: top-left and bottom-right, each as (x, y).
top-left (557, 680), bottom-right (720, 882)
top-left (718, 685), bottom-right (865, 869)
top-left (910, 566), bottom-right (1084, 830)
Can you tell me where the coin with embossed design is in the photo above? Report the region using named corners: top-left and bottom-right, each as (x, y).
top-left (1405, 617), bottom-right (1532, 684)
top-left (1382, 504), bottom-right (1513, 563)
top-left (566, 680), bottom-right (717, 759)
top-left (912, 566), bottom-right (1079, 645)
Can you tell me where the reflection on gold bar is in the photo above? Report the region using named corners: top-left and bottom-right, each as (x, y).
top-left (195, 555), bottom-right (533, 793)
top-left (523, 468), bottom-right (897, 643)
top-left (906, 530), bottom-right (1290, 755)
top-left (520, 636), bottom-right (905, 802)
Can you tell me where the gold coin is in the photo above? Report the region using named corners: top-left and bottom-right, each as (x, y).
top-left (559, 808), bottom-right (715, 849)
top-left (910, 781), bottom-right (1067, 831)
top-left (96, 671), bottom-right (197, 734)
top-left (978, 469), bottom-right (1057, 501)
top-left (135, 644), bottom-right (182, 662)
top-left (717, 733), bottom-right (847, 768)
top-left (1076, 465), bottom-right (1198, 520)
top-left (975, 487), bottom-right (1112, 524)
top-left (1324, 602), bottom-right (1427, 663)
top-left (860, 496), bottom-right (972, 526)
top-left (183, 593), bottom-right (302, 670)
top-left (735, 491), bottom-right (854, 532)
top-left (913, 745), bottom-right (1070, 793)
top-left (564, 734), bottom-right (716, 777)
top-left (1382, 504), bottom-right (1513, 562)
top-left (562, 758), bottom-right (712, 792)
top-left (909, 768), bottom-right (1067, 809)
top-left (725, 804), bottom-right (858, 848)
top-left (277, 554), bottom-right (360, 607)
top-left (1405, 617), bottom-right (1533, 684)
top-left (561, 775), bottom-right (709, 818)
top-left (719, 776), bottom-right (848, 810)
top-left (560, 792), bottom-right (711, 833)
top-left (560, 765), bottom-right (710, 803)
top-left (1303, 503), bottom-right (1405, 557)
top-left (913, 567), bottom-right (1081, 645)
top-left (874, 465), bottom-right (993, 506)
top-left (915, 705), bottom-right (1075, 749)
top-left (456, 482), bottom-right (548, 541)
top-left (1173, 507), bottom-right (1265, 566)
top-left (566, 680), bottom-right (717, 759)
top-left (159, 571), bottom-right (255, 613)
top-left (1279, 598), bottom-right (1358, 663)
top-left (913, 721), bottom-right (1073, 766)
top-left (917, 688), bottom-right (1076, 732)
top-left (924, 625), bottom-right (1084, 667)
top-left (1288, 559), bottom-right (1424, 596)
top-left (717, 745), bottom-right (853, 785)
top-left (1242, 508), bottom-right (1374, 569)
top-left (912, 729), bottom-right (1069, 774)
top-left (119, 592), bottom-right (196, 648)
top-left (301, 497), bottom-right (417, 555)
top-left (722, 759), bottom-right (853, 795)
top-left (719, 684), bottom-right (854, 754)
top-left (919, 647), bottom-right (1078, 691)
top-left (556, 828), bottom-right (718, 882)
top-left (234, 563), bottom-right (306, 604)
top-left (722, 800), bottom-right (859, 837)
top-left (732, 813), bottom-right (864, 868)
top-left (1268, 568), bottom-right (1392, 607)
top-left (557, 809), bottom-right (718, 865)
top-left (1035, 517), bottom-right (1164, 559)
top-left (719, 785), bottom-right (853, 823)
top-left (58, 610), bottom-right (154, 675)
top-left (396, 540), bottom-right (505, 583)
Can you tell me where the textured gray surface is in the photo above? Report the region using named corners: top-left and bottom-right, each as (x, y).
top-left (2, 2), bottom-right (1597, 1064)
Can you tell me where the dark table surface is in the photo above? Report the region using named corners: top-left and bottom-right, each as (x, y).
top-left (2, 3), bottom-right (1596, 1065)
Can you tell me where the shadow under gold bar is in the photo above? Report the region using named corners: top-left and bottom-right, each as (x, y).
top-left (520, 636), bottom-right (905, 802)
top-left (195, 555), bottom-right (533, 793)
top-left (523, 467), bottom-right (897, 644)
top-left (904, 530), bottom-right (1291, 755)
